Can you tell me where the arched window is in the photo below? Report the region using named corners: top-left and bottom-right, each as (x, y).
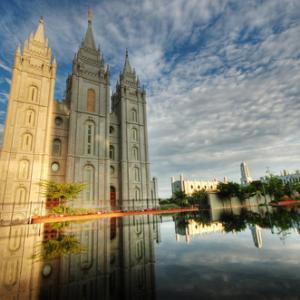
top-left (132, 146), bottom-right (139, 160)
top-left (132, 128), bottom-right (138, 141)
top-left (135, 240), bottom-right (143, 259)
top-left (135, 216), bottom-right (142, 234)
top-left (22, 133), bottom-right (32, 151)
top-left (15, 187), bottom-right (27, 205)
top-left (28, 85), bottom-right (38, 102)
top-left (132, 109), bottom-right (137, 122)
top-left (110, 165), bottom-right (115, 175)
top-left (135, 187), bottom-right (140, 201)
top-left (87, 88), bottom-right (95, 112)
top-left (18, 160), bottom-right (29, 179)
top-left (109, 145), bottom-right (115, 160)
top-left (25, 109), bottom-right (35, 127)
top-left (134, 167), bottom-right (140, 182)
top-left (85, 121), bottom-right (95, 155)
top-left (52, 139), bottom-right (61, 156)
top-left (83, 165), bottom-right (94, 202)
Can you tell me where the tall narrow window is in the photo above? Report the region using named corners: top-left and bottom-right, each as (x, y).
top-left (25, 109), bottom-right (35, 127)
top-left (52, 139), bottom-right (61, 156)
top-left (132, 147), bottom-right (139, 160)
top-left (87, 89), bottom-right (95, 112)
top-left (134, 167), bottom-right (140, 182)
top-left (18, 160), bottom-right (29, 179)
top-left (132, 109), bottom-right (137, 122)
top-left (28, 85), bottom-right (38, 102)
top-left (135, 188), bottom-right (140, 201)
top-left (83, 165), bottom-right (94, 202)
top-left (15, 187), bottom-right (27, 205)
top-left (109, 145), bottom-right (115, 160)
top-left (22, 133), bottom-right (32, 151)
top-left (85, 121), bottom-right (95, 155)
top-left (132, 128), bottom-right (138, 141)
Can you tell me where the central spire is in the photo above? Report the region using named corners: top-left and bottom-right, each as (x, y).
top-left (123, 48), bottom-right (132, 74)
top-left (34, 16), bottom-right (45, 43)
top-left (82, 9), bottom-right (96, 49)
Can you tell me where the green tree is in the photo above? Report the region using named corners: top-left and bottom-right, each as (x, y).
top-left (217, 182), bottom-right (240, 199)
top-left (40, 180), bottom-right (87, 214)
top-left (189, 190), bottom-right (209, 207)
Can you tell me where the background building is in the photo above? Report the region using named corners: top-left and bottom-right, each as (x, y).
top-left (240, 161), bottom-right (253, 185)
top-left (171, 174), bottom-right (221, 197)
top-left (0, 11), bottom-right (158, 223)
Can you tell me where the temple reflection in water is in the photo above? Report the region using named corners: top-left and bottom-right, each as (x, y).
top-left (0, 215), bottom-right (161, 300)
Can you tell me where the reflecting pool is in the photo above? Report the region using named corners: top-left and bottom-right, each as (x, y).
top-left (0, 206), bottom-right (300, 299)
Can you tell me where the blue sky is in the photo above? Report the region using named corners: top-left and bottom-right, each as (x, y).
top-left (0, 0), bottom-right (300, 197)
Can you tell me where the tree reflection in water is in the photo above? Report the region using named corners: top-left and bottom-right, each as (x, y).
top-left (175, 206), bottom-right (300, 236)
top-left (34, 222), bottom-right (84, 261)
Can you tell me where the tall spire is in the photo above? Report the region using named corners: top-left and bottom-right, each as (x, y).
top-left (83, 9), bottom-right (96, 49)
top-left (34, 17), bottom-right (45, 43)
top-left (123, 48), bottom-right (132, 73)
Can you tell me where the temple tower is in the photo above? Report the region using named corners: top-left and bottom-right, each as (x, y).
top-left (65, 10), bottom-right (111, 209)
top-left (0, 18), bottom-right (56, 221)
top-left (240, 161), bottom-right (253, 185)
top-left (111, 51), bottom-right (152, 209)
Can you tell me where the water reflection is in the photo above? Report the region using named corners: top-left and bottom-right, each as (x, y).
top-left (0, 215), bottom-right (161, 300)
top-left (0, 206), bottom-right (300, 299)
top-left (174, 206), bottom-right (300, 248)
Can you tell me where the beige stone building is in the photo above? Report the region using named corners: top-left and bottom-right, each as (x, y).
top-left (171, 174), bottom-right (220, 197)
top-left (0, 12), bottom-right (158, 223)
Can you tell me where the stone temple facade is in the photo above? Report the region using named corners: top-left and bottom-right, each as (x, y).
top-left (0, 12), bottom-right (158, 222)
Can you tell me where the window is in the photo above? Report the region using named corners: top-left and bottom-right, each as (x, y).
top-left (135, 217), bottom-right (142, 234)
top-left (132, 128), bottom-right (138, 141)
top-left (18, 160), bottom-right (29, 179)
top-left (55, 117), bottom-right (63, 127)
top-left (51, 162), bottom-right (59, 172)
top-left (22, 133), bottom-right (32, 151)
top-left (52, 139), bottom-right (61, 156)
top-left (25, 110), bottom-right (35, 127)
top-left (109, 126), bottom-right (114, 134)
top-left (28, 85), bottom-right (38, 102)
top-left (134, 167), bottom-right (140, 182)
top-left (132, 146), bottom-right (139, 160)
top-left (109, 145), bottom-right (115, 160)
top-left (110, 166), bottom-right (115, 175)
top-left (83, 165), bottom-right (94, 202)
top-left (85, 121), bottom-right (95, 155)
top-left (87, 88), bottom-right (95, 112)
top-left (191, 185), bottom-right (193, 189)
top-left (135, 188), bottom-right (140, 201)
top-left (135, 240), bottom-right (143, 259)
top-left (132, 109), bottom-right (137, 122)
top-left (15, 187), bottom-right (27, 205)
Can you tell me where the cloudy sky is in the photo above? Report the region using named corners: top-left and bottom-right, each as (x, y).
top-left (0, 0), bottom-right (300, 197)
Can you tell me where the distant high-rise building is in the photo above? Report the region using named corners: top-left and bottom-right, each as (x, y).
top-left (240, 161), bottom-right (253, 185)
top-left (250, 225), bottom-right (263, 248)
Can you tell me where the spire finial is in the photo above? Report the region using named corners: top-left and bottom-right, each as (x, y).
top-left (88, 8), bottom-right (93, 24)
top-left (126, 48), bottom-right (128, 58)
top-left (123, 48), bottom-right (132, 73)
top-left (34, 16), bottom-right (45, 43)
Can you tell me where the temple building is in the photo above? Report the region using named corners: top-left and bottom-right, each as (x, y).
top-left (0, 11), bottom-right (158, 223)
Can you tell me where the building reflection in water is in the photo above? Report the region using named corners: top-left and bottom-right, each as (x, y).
top-left (174, 205), bottom-right (300, 249)
top-left (0, 215), bottom-right (161, 300)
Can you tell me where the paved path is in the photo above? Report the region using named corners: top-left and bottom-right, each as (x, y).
top-left (31, 207), bottom-right (198, 224)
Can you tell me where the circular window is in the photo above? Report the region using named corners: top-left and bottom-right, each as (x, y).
top-left (51, 162), bottom-right (59, 172)
top-left (42, 264), bottom-right (52, 277)
top-left (109, 126), bottom-right (114, 134)
top-left (55, 117), bottom-right (63, 127)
